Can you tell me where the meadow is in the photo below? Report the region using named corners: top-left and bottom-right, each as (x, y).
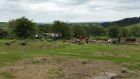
top-left (0, 39), bottom-right (140, 69)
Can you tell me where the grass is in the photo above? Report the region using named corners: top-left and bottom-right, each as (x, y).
top-left (0, 72), bottom-right (15, 79)
top-left (0, 39), bottom-right (140, 69)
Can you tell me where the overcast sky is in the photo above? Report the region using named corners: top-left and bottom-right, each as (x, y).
top-left (0, 0), bottom-right (140, 22)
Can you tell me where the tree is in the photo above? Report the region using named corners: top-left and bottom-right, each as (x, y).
top-left (9, 17), bottom-right (37, 39)
top-left (39, 24), bottom-right (51, 33)
top-left (72, 26), bottom-right (85, 38)
top-left (130, 26), bottom-right (140, 37)
top-left (120, 28), bottom-right (130, 37)
top-left (108, 26), bottom-right (120, 38)
top-left (0, 29), bottom-right (8, 38)
top-left (90, 26), bottom-right (105, 36)
top-left (83, 26), bottom-right (90, 37)
top-left (51, 21), bottom-right (72, 39)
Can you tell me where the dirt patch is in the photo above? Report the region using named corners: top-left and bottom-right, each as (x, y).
top-left (0, 57), bottom-right (139, 79)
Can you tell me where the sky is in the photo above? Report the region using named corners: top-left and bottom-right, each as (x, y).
top-left (0, 0), bottom-right (140, 22)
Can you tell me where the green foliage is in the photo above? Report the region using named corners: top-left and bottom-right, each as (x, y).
top-left (0, 29), bottom-right (8, 38)
top-left (39, 24), bottom-right (51, 33)
top-left (89, 26), bottom-right (105, 36)
top-left (9, 17), bottom-right (37, 39)
top-left (82, 26), bottom-right (91, 37)
top-left (130, 26), bottom-right (140, 37)
top-left (0, 16), bottom-right (140, 39)
top-left (72, 26), bottom-right (85, 38)
top-left (120, 28), bottom-right (130, 37)
top-left (51, 21), bottom-right (72, 39)
top-left (108, 26), bottom-right (120, 38)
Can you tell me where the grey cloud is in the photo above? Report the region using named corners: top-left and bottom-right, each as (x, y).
top-left (0, 0), bottom-right (140, 22)
top-left (5, 0), bottom-right (89, 5)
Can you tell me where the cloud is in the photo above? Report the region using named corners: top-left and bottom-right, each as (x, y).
top-left (0, 0), bottom-right (140, 22)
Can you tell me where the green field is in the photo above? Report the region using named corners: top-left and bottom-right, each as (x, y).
top-left (0, 40), bottom-right (140, 69)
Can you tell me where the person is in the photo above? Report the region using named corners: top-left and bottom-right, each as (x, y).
top-left (55, 33), bottom-right (59, 40)
top-left (35, 34), bottom-right (39, 39)
top-left (76, 39), bottom-right (80, 44)
top-left (52, 33), bottom-right (55, 41)
top-left (85, 36), bottom-right (89, 44)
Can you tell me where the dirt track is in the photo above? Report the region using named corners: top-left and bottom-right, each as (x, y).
top-left (0, 57), bottom-right (139, 79)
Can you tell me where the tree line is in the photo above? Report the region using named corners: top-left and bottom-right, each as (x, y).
top-left (0, 17), bottom-right (140, 39)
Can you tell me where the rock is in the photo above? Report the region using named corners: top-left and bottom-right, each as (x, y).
top-left (121, 68), bottom-right (127, 73)
top-left (19, 42), bottom-right (27, 46)
top-left (94, 76), bottom-right (109, 79)
top-left (94, 72), bottom-right (118, 79)
top-left (5, 42), bottom-right (11, 46)
top-left (121, 68), bottom-right (135, 74)
top-left (105, 72), bottom-right (118, 79)
top-left (82, 61), bottom-right (88, 64)
top-left (42, 58), bottom-right (47, 61)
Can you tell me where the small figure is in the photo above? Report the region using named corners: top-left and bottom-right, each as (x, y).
top-left (35, 34), bottom-right (39, 39)
top-left (108, 39), bottom-right (113, 44)
top-left (85, 36), bottom-right (89, 44)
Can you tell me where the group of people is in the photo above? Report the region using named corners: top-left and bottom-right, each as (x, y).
top-left (35, 33), bottom-right (61, 41)
top-left (35, 33), bottom-right (89, 44)
top-left (75, 35), bottom-right (89, 44)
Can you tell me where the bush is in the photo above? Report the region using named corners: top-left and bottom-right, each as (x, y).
top-left (108, 26), bottom-right (120, 38)
top-left (125, 37), bottom-right (136, 42)
top-left (9, 17), bottom-right (37, 39)
top-left (0, 29), bottom-right (8, 38)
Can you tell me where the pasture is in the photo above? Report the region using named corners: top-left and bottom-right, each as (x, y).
top-left (0, 39), bottom-right (140, 79)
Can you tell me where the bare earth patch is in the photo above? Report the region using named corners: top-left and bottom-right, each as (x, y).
top-left (0, 57), bottom-right (139, 79)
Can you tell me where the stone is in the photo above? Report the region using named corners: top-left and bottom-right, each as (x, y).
top-left (94, 72), bottom-right (118, 79)
top-left (121, 68), bottom-right (135, 74)
top-left (94, 76), bottom-right (109, 79)
top-left (105, 72), bottom-right (118, 79)
top-left (5, 42), bottom-right (11, 46)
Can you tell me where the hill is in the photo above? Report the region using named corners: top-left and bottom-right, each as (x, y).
top-left (126, 23), bottom-right (140, 28)
top-left (68, 22), bottom-right (102, 27)
top-left (0, 16), bottom-right (140, 29)
top-left (101, 16), bottom-right (140, 27)
top-left (0, 22), bottom-right (8, 30)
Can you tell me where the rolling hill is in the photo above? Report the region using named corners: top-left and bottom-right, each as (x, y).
top-left (101, 16), bottom-right (140, 27)
top-left (0, 22), bottom-right (8, 30)
top-left (0, 16), bottom-right (140, 30)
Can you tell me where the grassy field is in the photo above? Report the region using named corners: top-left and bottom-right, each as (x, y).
top-left (0, 39), bottom-right (140, 69)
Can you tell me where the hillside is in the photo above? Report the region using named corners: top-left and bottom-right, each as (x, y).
top-left (102, 17), bottom-right (140, 27)
top-left (126, 23), bottom-right (140, 28)
top-left (68, 22), bottom-right (102, 27)
top-left (0, 22), bottom-right (8, 30)
top-left (0, 16), bottom-right (140, 29)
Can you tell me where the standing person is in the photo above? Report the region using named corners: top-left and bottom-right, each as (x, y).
top-left (118, 34), bottom-right (121, 44)
top-left (35, 34), bottom-right (39, 39)
top-left (85, 36), bottom-right (89, 44)
top-left (76, 39), bottom-right (80, 44)
top-left (55, 33), bottom-right (59, 40)
top-left (52, 33), bottom-right (55, 41)
top-left (80, 35), bottom-right (84, 42)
